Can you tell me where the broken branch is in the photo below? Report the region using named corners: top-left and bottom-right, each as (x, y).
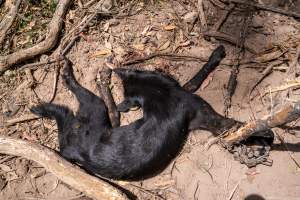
top-left (203, 31), bottom-right (257, 54)
top-left (97, 66), bottom-right (120, 128)
top-left (222, 101), bottom-right (300, 146)
top-left (0, 0), bottom-right (71, 74)
top-left (0, 135), bottom-right (129, 200)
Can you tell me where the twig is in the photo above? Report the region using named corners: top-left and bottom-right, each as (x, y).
top-left (204, 137), bottom-right (220, 150)
top-left (47, 65), bottom-right (61, 103)
top-left (3, 114), bottom-right (40, 127)
top-left (212, 3), bottom-right (235, 31)
top-left (17, 58), bottom-right (64, 71)
top-left (59, 0), bottom-right (108, 56)
top-left (263, 80), bottom-right (300, 95)
top-left (0, 0), bottom-right (71, 74)
top-left (226, 181), bottom-right (240, 200)
top-left (0, 155), bottom-right (15, 164)
top-left (122, 53), bottom-right (208, 66)
top-left (229, 0), bottom-right (300, 19)
top-left (203, 31), bottom-right (257, 54)
top-left (84, 0), bottom-right (97, 8)
top-left (248, 62), bottom-right (275, 98)
top-left (0, 135), bottom-right (129, 200)
top-left (222, 101), bottom-right (300, 146)
top-left (193, 181), bottom-right (200, 200)
top-left (129, 184), bottom-right (165, 200)
top-left (208, 0), bottom-right (227, 9)
top-left (0, 0), bottom-right (21, 47)
top-left (197, 0), bottom-right (207, 31)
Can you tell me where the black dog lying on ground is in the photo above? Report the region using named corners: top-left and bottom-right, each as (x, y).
top-left (31, 46), bottom-right (274, 180)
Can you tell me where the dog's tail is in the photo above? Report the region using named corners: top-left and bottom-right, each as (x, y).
top-left (183, 45), bottom-right (226, 93)
top-left (30, 103), bottom-right (74, 131)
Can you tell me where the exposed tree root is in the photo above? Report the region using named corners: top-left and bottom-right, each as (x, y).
top-left (0, 0), bottom-right (71, 74)
top-left (0, 135), bottom-right (129, 200)
top-left (0, 0), bottom-right (21, 48)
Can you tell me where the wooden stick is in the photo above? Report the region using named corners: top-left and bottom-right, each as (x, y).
top-left (203, 31), bottom-right (257, 54)
top-left (222, 101), bottom-right (300, 146)
top-left (0, 136), bottom-right (129, 200)
top-left (96, 67), bottom-right (120, 128)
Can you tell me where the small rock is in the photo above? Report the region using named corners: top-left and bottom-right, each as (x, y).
top-left (15, 158), bottom-right (29, 177)
top-left (182, 12), bottom-right (198, 24)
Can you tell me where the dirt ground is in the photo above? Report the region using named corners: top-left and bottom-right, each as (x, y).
top-left (0, 0), bottom-right (300, 200)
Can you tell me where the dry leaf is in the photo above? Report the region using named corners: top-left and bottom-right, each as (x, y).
top-left (158, 40), bottom-right (170, 51)
top-left (200, 71), bottom-right (214, 90)
top-left (141, 25), bottom-right (151, 35)
top-left (164, 25), bottom-right (177, 31)
top-left (103, 22), bottom-right (110, 32)
top-left (90, 49), bottom-right (111, 57)
top-left (0, 164), bottom-right (11, 172)
top-left (132, 43), bottom-right (145, 51)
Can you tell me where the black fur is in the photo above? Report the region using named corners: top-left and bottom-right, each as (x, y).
top-left (31, 46), bottom-right (273, 180)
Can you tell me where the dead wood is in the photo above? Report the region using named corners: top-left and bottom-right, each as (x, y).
top-left (222, 101), bottom-right (300, 146)
top-left (3, 114), bottom-right (40, 127)
top-left (122, 53), bottom-right (208, 66)
top-left (203, 31), bottom-right (257, 54)
top-left (229, 0), bottom-right (300, 19)
top-left (96, 66), bottom-right (120, 128)
top-left (0, 135), bottom-right (129, 200)
top-left (197, 0), bottom-right (207, 31)
top-left (0, 0), bottom-right (71, 74)
top-left (0, 0), bottom-right (21, 48)
top-left (212, 3), bottom-right (235, 31)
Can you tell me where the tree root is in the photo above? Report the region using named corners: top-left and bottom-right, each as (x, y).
top-left (0, 0), bottom-right (71, 74)
top-left (0, 135), bottom-right (129, 200)
top-left (0, 0), bottom-right (21, 48)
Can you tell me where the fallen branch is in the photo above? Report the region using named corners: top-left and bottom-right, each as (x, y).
top-left (212, 3), bottom-right (235, 31)
top-left (222, 101), bottom-right (300, 146)
top-left (0, 135), bottom-right (129, 200)
top-left (229, 0), bottom-right (300, 19)
top-left (3, 114), bottom-right (40, 127)
top-left (203, 31), bottom-right (257, 54)
top-left (0, 0), bottom-right (21, 47)
top-left (0, 0), bottom-right (71, 74)
top-left (197, 0), bottom-right (207, 31)
top-left (96, 66), bottom-right (120, 128)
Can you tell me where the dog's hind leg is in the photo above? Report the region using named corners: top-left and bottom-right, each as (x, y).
top-left (30, 103), bottom-right (75, 145)
top-left (62, 58), bottom-right (110, 128)
top-left (183, 45), bottom-right (226, 93)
